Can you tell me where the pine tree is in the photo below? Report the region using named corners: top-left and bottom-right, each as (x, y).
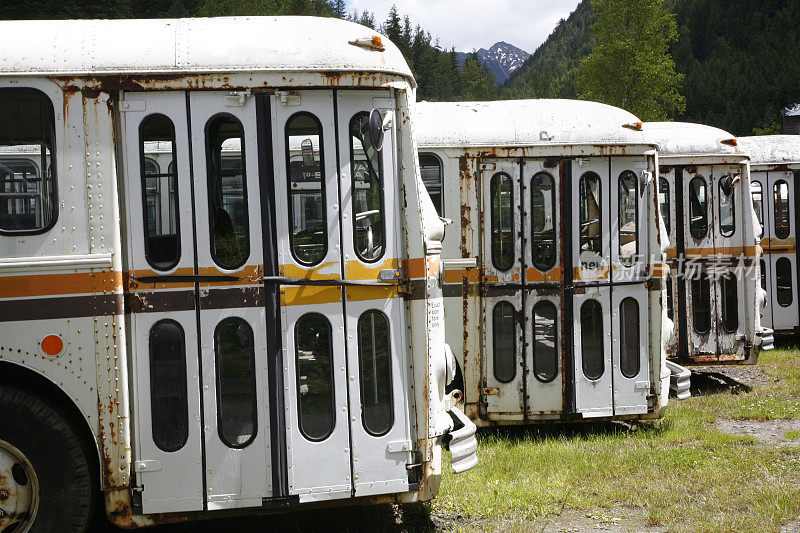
top-left (382, 5), bottom-right (402, 46)
top-left (577, 0), bottom-right (685, 120)
top-left (331, 0), bottom-right (345, 18)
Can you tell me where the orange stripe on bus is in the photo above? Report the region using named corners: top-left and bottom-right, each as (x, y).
top-left (0, 270), bottom-right (122, 299)
top-left (444, 268), bottom-right (480, 284)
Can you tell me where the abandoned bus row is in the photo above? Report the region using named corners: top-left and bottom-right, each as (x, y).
top-left (0, 15), bottom-right (790, 533)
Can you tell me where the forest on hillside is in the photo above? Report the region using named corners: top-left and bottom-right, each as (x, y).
top-left (0, 0), bottom-right (498, 102)
top-left (504, 0), bottom-right (800, 136)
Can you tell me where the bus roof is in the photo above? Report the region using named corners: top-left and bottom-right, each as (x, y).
top-left (415, 99), bottom-right (649, 148)
top-left (643, 121), bottom-right (741, 159)
top-left (0, 16), bottom-right (414, 84)
top-left (738, 135), bottom-right (800, 167)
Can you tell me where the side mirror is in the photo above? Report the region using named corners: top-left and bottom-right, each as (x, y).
top-left (720, 174), bottom-right (734, 197)
top-left (368, 109), bottom-right (391, 150)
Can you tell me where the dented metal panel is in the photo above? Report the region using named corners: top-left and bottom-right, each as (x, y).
top-left (416, 100), bottom-right (650, 149)
top-left (739, 135), bottom-right (800, 170)
top-left (0, 17), bottom-right (414, 86)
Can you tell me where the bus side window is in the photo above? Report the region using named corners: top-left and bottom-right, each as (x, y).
top-left (776, 257), bottom-right (793, 307)
top-left (358, 310), bottom-right (393, 436)
top-left (619, 297), bottom-right (640, 378)
top-left (774, 180), bottom-right (790, 239)
top-left (718, 176), bottom-right (735, 237)
top-left (141, 114), bottom-right (180, 270)
top-left (0, 88), bottom-right (57, 234)
top-left (532, 300), bottom-right (558, 382)
top-left (419, 153), bottom-right (444, 217)
top-left (206, 115), bottom-right (249, 270)
top-left (666, 274), bottom-right (674, 321)
top-left (287, 113), bottom-right (327, 265)
top-left (530, 171), bottom-right (556, 271)
top-left (350, 113), bottom-right (386, 262)
top-left (618, 170), bottom-right (638, 266)
top-left (149, 320), bottom-right (189, 452)
top-left (492, 301), bottom-right (516, 383)
top-left (659, 177), bottom-right (670, 236)
top-left (689, 176), bottom-right (708, 239)
top-left (295, 313), bottom-right (335, 441)
top-left (760, 259), bottom-right (767, 291)
top-left (579, 172), bottom-right (602, 256)
top-left (752, 181), bottom-right (763, 238)
top-left (580, 299), bottom-right (604, 380)
top-left (721, 273), bottom-right (738, 332)
top-left (490, 172), bottom-right (515, 271)
top-left (215, 318), bottom-right (257, 448)
top-left (691, 276), bottom-right (711, 334)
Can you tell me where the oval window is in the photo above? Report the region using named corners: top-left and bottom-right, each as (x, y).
top-left (149, 320), bottom-right (189, 452)
top-left (419, 153), bottom-right (444, 217)
top-left (721, 273), bottom-right (738, 333)
top-left (774, 180), bottom-right (791, 240)
top-left (689, 176), bottom-right (708, 239)
top-left (215, 318), bottom-right (257, 448)
top-left (351, 113), bottom-right (386, 262)
top-left (358, 310), bottom-right (393, 436)
top-left (760, 259), bottom-right (767, 291)
top-left (532, 300), bottom-right (558, 382)
top-left (490, 173), bottom-right (514, 271)
top-left (776, 257), bottom-right (793, 307)
top-left (530, 172), bottom-right (556, 271)
top-left (287, 113), bottom-right (327, 265)
top-left (492, 301), bottom-right (516, 383)
top-left (752, 181), bottom-right (763, 238)
top-left (580, 299), bottom-right (604, 380)
top-left (140, 114), bottom-right (180, 271)
top-left (659, 177), bottom-right (671, 236)
top-left (579, 172), bottom-right (602, 256)
top-left (619, 298), bottom-right (640, 378)
top-left (295, 313), bottom-right (335, 441)
top-left (718, 176), bottom-right (735, 237)
top-left (691, 276), bottom-right (711, 334)
top-left (618, 171), bottom-right (638, 266)
top-left (206, 115), bottom-right (249, 270)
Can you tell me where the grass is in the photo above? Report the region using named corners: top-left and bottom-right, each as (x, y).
top-left (434, 345), bottom-right (800, 532)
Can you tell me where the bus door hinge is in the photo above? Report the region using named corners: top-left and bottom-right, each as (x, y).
top-left (120, 100), bottom-right (146, 112)
top-left (379, 269), bottom-right (402, 281)
top-left (387, 440), bottom-right (413, 453)
top-left (225, 91), bottom-right (251, 107)
top-left (276, 91), bottom-right (301, 106)
top-left (134, 460), bottom-right (162, 473)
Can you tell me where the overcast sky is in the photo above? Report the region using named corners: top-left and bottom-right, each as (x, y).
top-left (345, 0), bottom-right (583, 53)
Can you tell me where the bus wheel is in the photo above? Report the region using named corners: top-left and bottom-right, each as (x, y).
top-left (0, 386), bottom-right (96, 533)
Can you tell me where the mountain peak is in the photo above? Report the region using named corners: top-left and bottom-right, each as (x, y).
top-left (457, 41), bottom-right (530, 85)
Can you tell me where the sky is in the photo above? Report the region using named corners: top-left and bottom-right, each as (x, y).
top-left (345, 0), bottom-right (583, 54)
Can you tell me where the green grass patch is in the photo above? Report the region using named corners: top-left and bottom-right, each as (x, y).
top-left (434, 347), bottom-right (800, 532)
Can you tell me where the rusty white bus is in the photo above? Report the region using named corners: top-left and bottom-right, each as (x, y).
top-left (738, 135), bottom-right (800, 335)
top-left (416, 99), bottom-right (676, 425)
top-left (644, 122), bottom-right (772, 365)
top-left (0, 17), bottom-right (477, 532)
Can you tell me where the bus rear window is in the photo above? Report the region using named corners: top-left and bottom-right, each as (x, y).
top-left (0, 88), bottom-right (57, 234)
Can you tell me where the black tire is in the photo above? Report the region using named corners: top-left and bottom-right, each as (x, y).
top-left (0, 385), bottom-right (97, 532)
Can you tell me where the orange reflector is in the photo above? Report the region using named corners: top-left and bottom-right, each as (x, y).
top-left (41, 334), bottom-right (64, 357)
